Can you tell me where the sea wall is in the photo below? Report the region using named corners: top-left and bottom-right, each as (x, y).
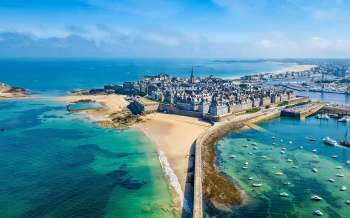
top-left (193, 110), bottom-right (280, 218)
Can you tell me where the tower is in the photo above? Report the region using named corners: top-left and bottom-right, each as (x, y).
top-left (190, 66), bottom-right (195, 84)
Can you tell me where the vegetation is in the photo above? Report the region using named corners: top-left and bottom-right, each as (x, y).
top-left (277, 101), bottom-right (288, 107)
top-left (246, 107), bottom-right (260, 113)
top-left (265, 105), bottom-right (271, 109)
top-left (285, 100), bottom-right (311, 109)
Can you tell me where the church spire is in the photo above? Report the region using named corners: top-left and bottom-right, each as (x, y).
top-left (190, 66), bottom-right (195, 83)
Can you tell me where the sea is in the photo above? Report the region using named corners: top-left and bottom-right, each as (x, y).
top-left (0, 58), bottom-right (348, 218)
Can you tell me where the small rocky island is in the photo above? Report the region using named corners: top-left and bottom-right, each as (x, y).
top-left (0, 83), bottom-right (29, 99)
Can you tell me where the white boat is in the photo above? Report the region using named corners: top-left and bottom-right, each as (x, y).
top-left (347, 160), bottom-right (350, 165)
top-left (283, 181), bottom-right (291, 186)
top-left (312, 168), bottom-right (318, 173)
top-left (312, 149), bottom-right (317, 152)
top-left (313, 210), bottom-right (324, 216)
top-left (252, 183), bottom-right (262, 187)
top-left (292, 165), bottom-right (299, 169)
top-left (336, 173), bottom-right (345, 177)
top-left (328, 178), bottom-right (335, 183)
top-left (311, 195), bottom-right (322, 201)
top-left (287, 159), bottom-right (293, 163)
top-left (289, 141), bottom-right (293, 144)
top-left (338, 116), bottom-right (350, 122)
top-left (242, 166), bottom-right (248, 169)
top-left (306, 137), bottom-right (317, 142)
top-left (346, 200), bottom-right (350, 205)
top-left (244, 161), bottom-right (249, 165)
top-left (229, 155), bottom-right (236, 159)
top-left (248, 177), bottom-right (254, 180)
top-left (280, 150), bottom-right (286, 154)
top-left (316, 114), bottom-right (330, 120)
top-left (280, 192), bottom-right (289, 197)
top-left (332, 155), bottom-right (338, 158)
top-left (336, 166), bottom-right (342, 169)
top-left (275, 172), bottom-right (283, 176)
top-left (323, 137), bottom-right (338, 146)
top-left (340, 186), bottom-right (347, 191)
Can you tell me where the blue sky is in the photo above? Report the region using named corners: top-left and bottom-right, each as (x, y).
top-left (0, 0), bottom-right (349, 58)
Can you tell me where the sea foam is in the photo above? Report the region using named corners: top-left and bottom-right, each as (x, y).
top-left (158, 149), bottom-right (190, 213)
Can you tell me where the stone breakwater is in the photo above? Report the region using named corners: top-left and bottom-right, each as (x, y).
top-left (193, 110), bottom-right (281, 217)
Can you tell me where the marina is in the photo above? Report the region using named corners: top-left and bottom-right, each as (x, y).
top-left (211, 115), bottom-right (350, 218)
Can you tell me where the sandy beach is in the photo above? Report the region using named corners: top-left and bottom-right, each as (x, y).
top-left (55, 94), bottom-right (129, 122)
top-left (267, 64), bottom-right (316, 75)
top-left (138, 113), bottom-right (211, 205)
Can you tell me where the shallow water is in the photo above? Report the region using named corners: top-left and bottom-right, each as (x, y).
top-left (210, 116), bottom-right (350, 218)
top-left (0, 99), bottom-right (178, 218)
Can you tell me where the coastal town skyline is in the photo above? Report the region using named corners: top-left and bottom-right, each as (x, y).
top-left (1, 0), bottom-right (350, 58)
top-left (1, 1), bottom-right (350, 218)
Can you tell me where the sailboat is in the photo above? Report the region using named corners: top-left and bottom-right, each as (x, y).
top-left (340, 126), bottom-right (350, 148)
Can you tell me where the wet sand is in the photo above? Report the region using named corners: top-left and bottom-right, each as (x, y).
top-left (137, 113), bottom-right (211, 207)
top-left (55, 94), bottom-right (129, 122)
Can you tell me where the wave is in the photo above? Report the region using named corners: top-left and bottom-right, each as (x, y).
top-left (157, 149), bottom-right (190, 214)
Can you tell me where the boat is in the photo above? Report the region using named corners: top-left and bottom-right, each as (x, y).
top-left (347, 160), bottom-right (350, 165)
top-left (229, 155), bottom-right (236, 159)
top-left (311, 195), bottom-right (323, 201)
top-left (287, 159), bottom-right (293, 163)
top-left (336, 173), bottom-right (345, 177)
top-left (252, 183), bottom-right (262, 187)
top-left (283, 181), bottom-right (291, 186)
top-left (312, 149), bottom-right (317, 152)
top-left (332, 155), bottom-right (338, 158)
top-left (323, 137), bottom-right (338, 146)
top-left (244, 161), bottom-right (249, 165)
top-left (248, 177), bottom-right (254, 180)
top-left (313, 210), bottom-right (324, 216)
top-left (338, 116), bottom-right (350, 122)
top-left (292, 165), bottom-right (299, 169)
top-left (280, 192), bottom-right (289, 197)
top-left (340, 186), bottom-right (347, 191)
top-left (346, 200), bottom-right (350, 205)
top-left (328, 178), bottom-right (335, 183)
top-left (312, 168), bottom-right (318, 173)
top-left (306, 136), bottom-right (317, 142)
top-left (336, 166), bottom-right (342, 169)
top-left (316, 113), bottom-right (330, 120)
top-left (280, 150), bottom-right (286, 154)
top-left (272, 136), bottom-right (276, 139)
top-left (242, 166), bottom-right (248, 169)
top-left (340, 127), bottom-right (350, 148)
top-left (275, 172), bottom-right (283, 176)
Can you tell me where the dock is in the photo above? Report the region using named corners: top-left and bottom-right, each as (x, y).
top-left (281, 103), bottom-right (325, 120)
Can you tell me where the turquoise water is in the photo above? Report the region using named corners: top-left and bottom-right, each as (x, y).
top-left (0, 99), bottom-right (178, 218)
top-left (211, 116), bottom-right (350, 218)
top-left (0, 59), bottom-right (298, 217)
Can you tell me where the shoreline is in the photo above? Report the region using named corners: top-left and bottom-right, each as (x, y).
top-left (196, 110), bottom-right (281, 216)
top-left (137, 113), bottom-right (211, 215)
top-left (224, 64), bottom-right (316, 80)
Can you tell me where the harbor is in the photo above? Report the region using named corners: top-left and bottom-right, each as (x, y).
top-left (211, 115), bottom-right (350, 218)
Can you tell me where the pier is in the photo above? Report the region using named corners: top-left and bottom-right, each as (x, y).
top-left (281, 103), bottom-right (325, 120)
top-left (321, 105), bottom-right (350, 117)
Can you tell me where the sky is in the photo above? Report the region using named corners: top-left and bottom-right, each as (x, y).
top-left (0, 0), bottom-right (350, 58)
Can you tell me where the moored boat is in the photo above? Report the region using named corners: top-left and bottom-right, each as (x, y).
top-left (306, 136), bottom-right (317, 142)
top-left (311, 195), bottom-right (322, 201)
top-left (323, 137), bottom-right (338, 146)
top-left (280, 192), bottom-right (289, 197)
top-left (316, 114), bottom-right (330, 120)
top-left (252, 183), bottom-right (262, 187)
top-left (338, 116), bottom-right (350, 122)
top-left (313, 210), bottom-right (324, 216)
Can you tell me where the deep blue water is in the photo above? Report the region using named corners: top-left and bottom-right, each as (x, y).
top-left (0, 58), bottom-right (294, 93)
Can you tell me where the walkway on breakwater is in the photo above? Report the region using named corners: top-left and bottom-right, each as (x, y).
top-left (192, 109), bottom-right (280, 218)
